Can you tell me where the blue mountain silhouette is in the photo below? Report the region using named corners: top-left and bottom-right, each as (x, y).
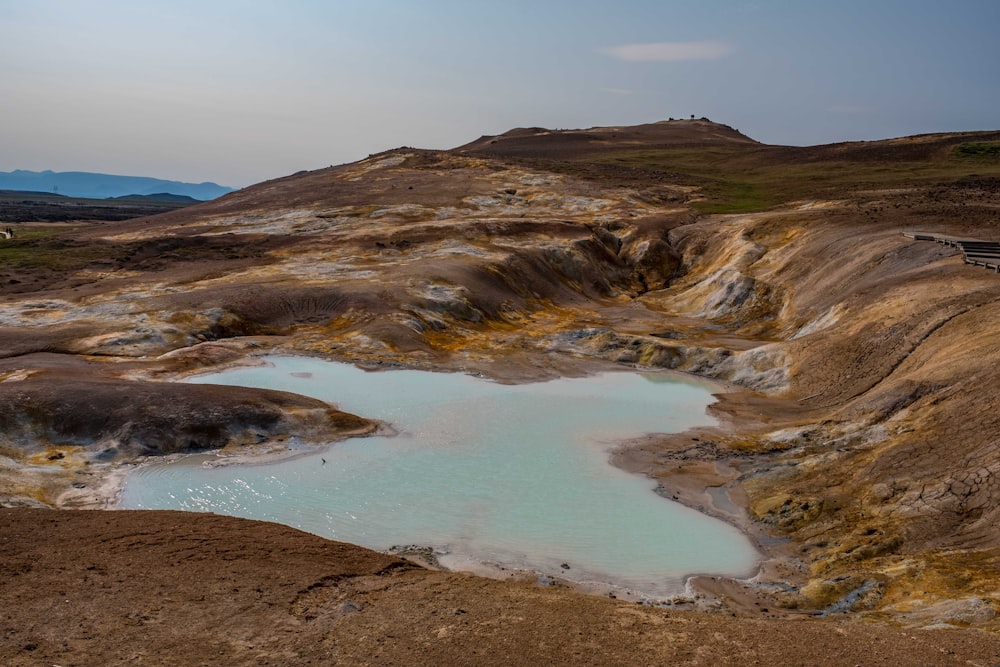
top-left (0, 170), bottom-right (234, 200)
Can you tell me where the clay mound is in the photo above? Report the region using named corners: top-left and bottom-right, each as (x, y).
top-left (454, 119), bottom-right (758, 159)
top-left (154, 284), bottom-right (383, 335)
top-left (0, 372), bottom-right (375, 460)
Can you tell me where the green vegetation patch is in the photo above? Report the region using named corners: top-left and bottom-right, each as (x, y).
top-left (954, 141), bottom-right (1000, 160)
top-left (593, 141), bottom-right (1000, 214)
top-left (0, 230), bottom-right (108, 271)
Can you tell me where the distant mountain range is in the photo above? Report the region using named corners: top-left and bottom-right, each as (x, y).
top-left (0, 170), bottom-right (234, 200)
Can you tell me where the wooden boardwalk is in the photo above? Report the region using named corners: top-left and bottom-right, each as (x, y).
top-left (903, 232), bottom-right (1000, 272)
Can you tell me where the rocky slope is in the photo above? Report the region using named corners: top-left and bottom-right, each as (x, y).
top-left (2, 120), bottom-right (1000, 660)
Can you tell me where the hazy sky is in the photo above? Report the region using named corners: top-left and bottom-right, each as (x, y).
top-left (3, 0), bottom-right (998, 187)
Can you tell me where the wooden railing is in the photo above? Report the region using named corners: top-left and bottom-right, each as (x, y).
top-left (903, 232), bottom-right (1000, 272)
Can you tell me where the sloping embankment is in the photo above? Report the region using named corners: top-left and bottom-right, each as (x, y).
top-left (578, 190), bottom-right (1000, 623)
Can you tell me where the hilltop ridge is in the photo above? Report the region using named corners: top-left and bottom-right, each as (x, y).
top-left (455, 118), bottom-right (758, 158)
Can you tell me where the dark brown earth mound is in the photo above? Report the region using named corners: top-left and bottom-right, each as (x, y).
top-left (454, 118), bottom-right (758, 159)
top-left (0, 189), bottom-right (195, 223)
top-left (0, 353), bottom-right (376, 507)
top-left (3, 508), bottom-right (998, 667)
top-left (0, 373), bottom-right (373, 459)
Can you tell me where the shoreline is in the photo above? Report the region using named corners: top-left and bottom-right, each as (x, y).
top-left (41, 350), bottom-right (785, 613)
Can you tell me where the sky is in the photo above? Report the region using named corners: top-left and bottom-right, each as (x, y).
top-left (2, 0), bottom-right (998, 188)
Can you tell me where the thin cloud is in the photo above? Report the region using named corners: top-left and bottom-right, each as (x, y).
top-left (828, 105), bottom-right (872, 114)
top-left (600, 87), bottom-right (634, 95)
top-left (600, 40), bottom-right (733, 62)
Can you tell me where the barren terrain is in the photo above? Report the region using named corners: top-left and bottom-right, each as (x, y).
top-left (3, 119), bottom-right (1000, 663)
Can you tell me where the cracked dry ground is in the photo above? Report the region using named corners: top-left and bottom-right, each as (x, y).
top-left (3, 121), bottom-right (1000, 663)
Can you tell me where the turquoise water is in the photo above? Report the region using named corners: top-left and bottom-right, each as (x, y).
top-left (119, 356), bottom-right (757, 595)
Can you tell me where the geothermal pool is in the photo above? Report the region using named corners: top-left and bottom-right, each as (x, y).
top-left (120, 356), bottom-right (758, 596)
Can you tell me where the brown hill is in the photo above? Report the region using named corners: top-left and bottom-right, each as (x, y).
top-left (2, 120), bottom-right (1000, 661)
top-left (454, 118), bottom-right (759, 159)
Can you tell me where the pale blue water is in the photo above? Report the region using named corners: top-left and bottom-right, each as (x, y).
top-left (119, 356), bottom-right (758, 595)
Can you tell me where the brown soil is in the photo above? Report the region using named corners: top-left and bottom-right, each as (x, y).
top-left (3, 508), bottom-right (999, 667)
